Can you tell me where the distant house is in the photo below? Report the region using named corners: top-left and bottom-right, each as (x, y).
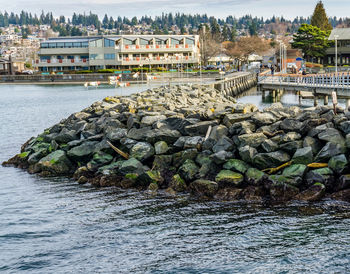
top-left (0, 58), bottom-right (12, 75)
top-left (326, 28), bottom-right (350, 66)
top-left (208, 53), bottom-right (232, 65)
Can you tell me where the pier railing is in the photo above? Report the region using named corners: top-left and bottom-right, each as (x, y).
top-left (258, 72), bottom-right (350, 89)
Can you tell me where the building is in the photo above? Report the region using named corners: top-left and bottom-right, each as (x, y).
top-left (326, 28), bottom-right (350, 66)
top-left (0, 58), bottom-right (12, 75)
top-left (35, 35), bottom-right (200, 72)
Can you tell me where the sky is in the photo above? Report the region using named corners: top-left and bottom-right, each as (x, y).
top-left (2, 0), bottom-right (350, 19)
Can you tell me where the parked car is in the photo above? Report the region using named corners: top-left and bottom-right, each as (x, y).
top-left (22, 70), bottom-right (34, 75)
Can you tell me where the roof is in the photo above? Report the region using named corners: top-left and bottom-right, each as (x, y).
top-left (328, 28), bottom-right (350, 40)
top-left (45, 38), bottom-right (98, 43)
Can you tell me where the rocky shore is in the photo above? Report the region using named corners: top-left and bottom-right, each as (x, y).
top-left (4, 84), bottom-right (350, 204)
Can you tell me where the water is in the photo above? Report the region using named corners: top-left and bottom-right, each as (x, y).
top-left (1, 84), bottom-right (350, 273)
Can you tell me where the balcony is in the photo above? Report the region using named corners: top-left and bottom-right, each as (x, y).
top-left (39, 48), bottom-right (89, 55)
top-left (117, 44), bottom-right (196, 53)
top-left (119, 56), bottom-right (199, 66)
top-left (35, 59), bottom-right (89, 67)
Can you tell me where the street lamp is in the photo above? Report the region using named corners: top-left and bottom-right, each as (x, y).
top-left (334, 35), bottom-right (339, 74)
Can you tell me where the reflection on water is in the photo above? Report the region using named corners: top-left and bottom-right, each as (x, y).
top-left (0, 84), bottom-right (350, 273)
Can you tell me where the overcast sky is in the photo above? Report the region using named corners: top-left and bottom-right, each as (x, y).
top-left (3, 0), bottom-right (350, 19)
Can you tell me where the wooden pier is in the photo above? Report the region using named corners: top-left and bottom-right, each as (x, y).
top-left (258, 73), bottom-right (350, 107)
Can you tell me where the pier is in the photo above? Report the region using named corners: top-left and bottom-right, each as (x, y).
top-left (258, 73), bottom-right (350, 107)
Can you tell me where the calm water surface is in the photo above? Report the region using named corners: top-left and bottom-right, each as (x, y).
top-left (1, 84), bottom-right (350, 273)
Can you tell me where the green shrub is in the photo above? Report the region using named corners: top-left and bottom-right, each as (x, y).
top-left (75, 70), bottom-right (93, 74)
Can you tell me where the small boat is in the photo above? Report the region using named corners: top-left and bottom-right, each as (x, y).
top-left (84, 81), bottom-right (101, 88)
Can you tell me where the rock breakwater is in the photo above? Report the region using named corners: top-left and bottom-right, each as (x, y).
top-left (4, 84), bottom-right (350, 204)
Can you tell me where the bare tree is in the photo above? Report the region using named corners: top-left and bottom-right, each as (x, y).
top-left (224, 36), bottom-right (270, 63)
top-left (198, 25), bottom-right (221, 65)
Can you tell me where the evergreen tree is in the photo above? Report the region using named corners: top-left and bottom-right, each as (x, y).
top-left (311, 1), bottom-right (332, 31)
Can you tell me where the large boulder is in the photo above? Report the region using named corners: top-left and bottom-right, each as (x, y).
top-left (54, 128), bottom-right (78, 144)
top-left (315, 142), bottom-right (346, 162)
top-left (318, 128), bottom-right (345, 146)
top-left (282, 164), bottom-right (307, 180)
top-left (253, 151), bottom-right (291, 170)
top-left (237, 132), bottom-right (267, 148)
top-left (189, 180), bottom-right (218, 197)
top-left (130, 142), bottom-right (155, 162)
top-left (295, 183), bottom-right (325, 202)
top-left (303, 136), bottom-right (322, 155)
top-left (169, 174), bottom-right (187, 192)
top-left (140, 115), bottom-right (166, 127)
top-left (269, 182), bottom-right (299, 202)
top-left (154, 141), bottom-right (169, 155)
top-left (215, 170), bottom-right (244, 187)
top-left (223, 159), bottom-right (250, 174)
top-left (305, 168), bottom-right (334, 189)
top-left (37, 150), bottom-right (73, 175)
top-left (280, 119), bottom-right (303, 132)
top-left (184, 120), bottom-right (219, 136)
top-left (118, 158), bottom-right (147, 175)
top-left (67, 141), bottom-right (98, 162)
top-left (105, 127), bottom-right (127, 142)
top-left (292, 147), bottom-right (313, 165)
top-left (239, 146), bottom-right (257, 164)
top-left (245, 168), bottom-right (266, 186)
top-left (212, 136), bottom-right (234, 153)
top-left (178, 159), bottom-right (199, 183)
top-left (251, 112), bottom-right (278, 127)
top-left (328, 154), bottom-right (348, 174)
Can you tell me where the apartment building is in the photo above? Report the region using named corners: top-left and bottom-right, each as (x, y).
top-left (326, 28), bottom-right (350, 66)
top-left (35, 35), bottom-right (200, 72)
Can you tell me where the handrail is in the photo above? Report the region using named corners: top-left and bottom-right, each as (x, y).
top-left (258, 72), bottom-right (350, 89)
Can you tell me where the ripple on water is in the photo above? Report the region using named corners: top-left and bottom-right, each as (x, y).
top-left (1, 85), bottom-right (350, 273)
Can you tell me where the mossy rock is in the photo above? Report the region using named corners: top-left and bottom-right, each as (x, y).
top-left (189, 179), bottom-right (218, 197)
top-left (215, 170), bottom-right (244, 187)
top-left (147, 183), bottom-right (159, 192)
top-left (169, 174), bottom-right (187, 192)
top-left (245, 168), bottom-right (265, 186)
top-left (98, 161), bottom-right (123, 175)
top-left (269, 182), bottom-right (299, 202)
top-left (223, 159), bottom-right (250, 174)
top-left (295, 183), bottom-right (325, 202)
top-left (36, 150), bottom-right (73, 175)
top-left (282, 164), bottom-right (307, 179)
top-left (178, 159), bottom-right (199, 183)
top-left (328, 154), bottom-right (348, 174)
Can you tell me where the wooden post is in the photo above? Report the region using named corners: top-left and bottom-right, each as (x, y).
top-left (324, 95), bottom-right (329, 105)
top-left (332, 91), bottom-right (338, 115)
top-left (346, 99), bottom-right (350, 110)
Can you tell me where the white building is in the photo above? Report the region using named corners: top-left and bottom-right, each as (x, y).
top-left (35, 35), bottom-right (200, 72)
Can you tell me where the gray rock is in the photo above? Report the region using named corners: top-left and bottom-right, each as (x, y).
top-left (281, 132), bottom-right (301, 143)
top-left (305, 168), bottom-right (334, 189)
top-left (178, 159), bottom-right (199, 183)
top-left (67, 141), bottom-right (98, 162)
top-left (279, 140), bottom-right (303, 155)
top-left (253, 151), bottom-right (291, 170)
top-left (212, 136), bottom-right (234, 153)
top-left (339, 121), bottom-right (350, 135)
top-left (318, 128), bottom-right (345, 145)
top-left (154, 141), bottom-right (169, 155)
top-left (223, 113), bottom-right (253, 127)
top-left (315, 142), bottom-right (346, 162)
top-left (303, 136), bottom-right (322, 155)
top-left (37, 150), bottom-right (73, 175)
top-left (237, 132), bottom-right (267, 148)
top-left (130, 142), bottom-right (155, 162)
top-left (189, 180), bottom-right (218, 197)
top-left (106, 127), bottom-right (127, 142)
top-left (292, 147), bottom-right (313, 165)
top-left (141, 115), bottom-right (166, 127)
top-left (119, 158), bottom-right (147, 175)
top-left (295, 183), bottom-right (326, 202)
top-left (280, 119), bottom-right (303, 132)
top-left (328, 154), bottom-right (348, 174)
top-left (261, 139), bottom-right (279, 153)
top-left (184, 136), bottom-right (203, 149)
top-left (208, 125), bottom-right (229, 141)
top-left (251, 112), bottom-right (278, 127)
top-left (184, 120), bottom-right (219, 136)
top-left (239, 145), bottom-right (257, 164)
top-left (210, 151), bottom-right (234, 165)
top-left (54, 128), bottom-right (78, 144)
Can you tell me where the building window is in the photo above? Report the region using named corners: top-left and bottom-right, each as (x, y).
top-left (41, 43), bottom-right (49, 48)
top-left (104, 53), bottom-right (115, 60)
top-left (82, 42), bottom-right (89, 48)
top-left (171, 39), bottom-right (180, 45)
top-left (104, 39), bottom-right (115, 47)
top-left (186, 38), bottom-right (195, 45)
top-left (65, 42), bottom-right (73, 48)
top-left (57, 42), bottom-right (65, 48)
top-left (73, 42), bottom-right (81, 48)
top-left (49, 43), bottom-right (56, 48)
